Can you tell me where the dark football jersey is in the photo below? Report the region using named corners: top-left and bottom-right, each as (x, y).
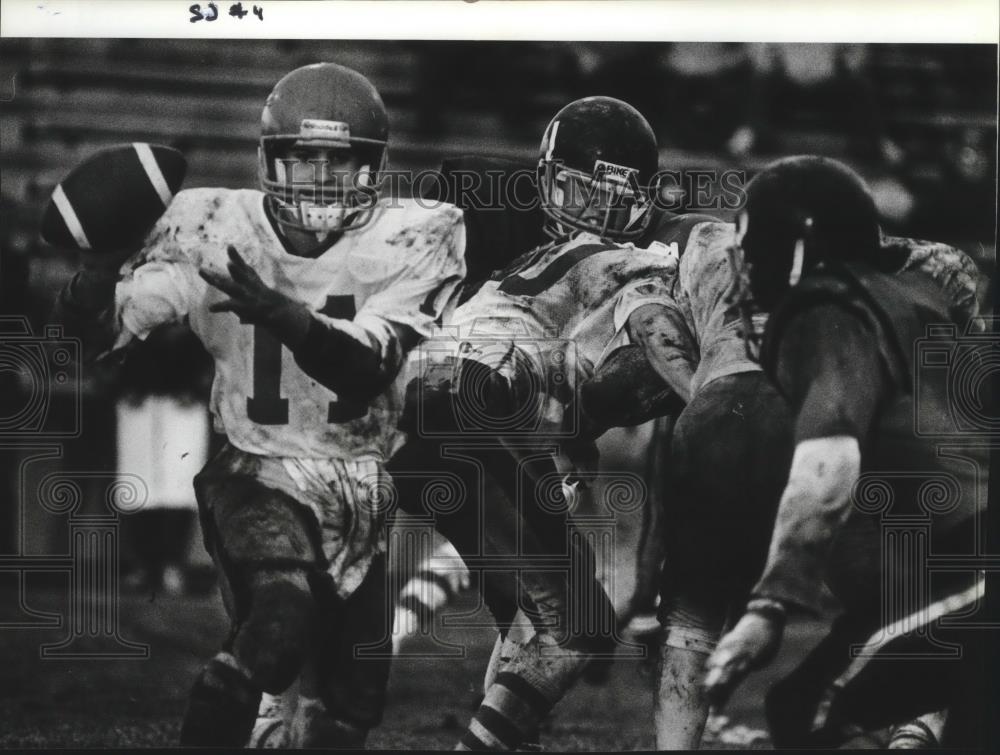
top-left (756, 262), bottom-right (985, 616)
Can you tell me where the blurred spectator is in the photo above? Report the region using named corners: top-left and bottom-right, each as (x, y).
top-left (658, 43), bottom-right (754, 152)
top-left (867, 173), bottom-right (917, 232)
top-left (569, 43), bottom-right (753, 153)
top-left (566, 43), bottom-right (667, 132)
top-left (727, 44), bottom-right (904, 165)
top-left (949, 126), bottom-right (994, 184)
top-left (115, 324), bottom-right (213, 595)
top-left (906, 125), bottom-right (997, 243)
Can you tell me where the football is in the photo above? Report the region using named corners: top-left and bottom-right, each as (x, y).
top-left (40, 143), bottom-right (186, 254)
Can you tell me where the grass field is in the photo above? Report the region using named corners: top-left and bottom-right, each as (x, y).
top-left (0, 573), bottom-right (863, 751)
top-left (0, 426), bottom-right (884, 750)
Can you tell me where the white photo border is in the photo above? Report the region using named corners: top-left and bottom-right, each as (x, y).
top-left (1, 0), bottom-right (998, 44)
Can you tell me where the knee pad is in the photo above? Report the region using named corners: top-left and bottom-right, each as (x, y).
top-left (233, 570), bottom-right (317, 694)
top-left (658, 594), bottom-right (726, 655)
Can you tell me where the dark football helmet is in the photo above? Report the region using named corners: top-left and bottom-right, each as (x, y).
top-left (726, 155), bottom-right (881, 358)
top-left (537, 96), bottom-right (659, 242)
top-left (259, 62), bottom-right (389, 236)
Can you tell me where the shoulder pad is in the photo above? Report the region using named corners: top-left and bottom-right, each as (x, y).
top-left (644, 211), bottom-right (723, 250)
top-left (761, 266), bottom-right (879, 382)
top-left (123, 188), bottom-right (232, 271)
top-left (349, 200), bottom-right (465, 283)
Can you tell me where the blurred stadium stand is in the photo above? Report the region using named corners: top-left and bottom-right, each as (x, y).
top-left (2, 40), bottom-right (996, 279)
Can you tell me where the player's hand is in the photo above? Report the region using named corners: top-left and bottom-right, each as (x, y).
top-left (703, 602), bottom-right (786, 708)
top-left (200, 245), bottom-right (312, 347)
top-left (200, 245), bottom-right (284, 320)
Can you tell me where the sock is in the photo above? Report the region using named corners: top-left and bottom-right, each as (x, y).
top-left (394, 539), bottom-right (469, 650)
top-left (460, 672), bottom-right (552, 751)
top-left (247, 691), bottom-right (289, 748)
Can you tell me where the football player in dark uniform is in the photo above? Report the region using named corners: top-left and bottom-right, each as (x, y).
top-left (702, 156), bottom-right (988, 747)
top-left (579, 166), bottom-right (982, 749)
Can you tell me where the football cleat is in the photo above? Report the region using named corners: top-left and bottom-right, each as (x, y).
top-left (887, 711), bottom-right (946, 749)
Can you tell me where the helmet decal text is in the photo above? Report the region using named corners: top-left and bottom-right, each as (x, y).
top-left (593, 160), bottom-right (639, 186)
top-left (299, 119), bottom-right (352, 145)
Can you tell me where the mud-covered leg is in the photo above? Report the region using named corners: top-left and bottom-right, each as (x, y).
top-left (654, 373), bottom-right (793, 749)
top-left (181, 450), bottom-right (325, 747)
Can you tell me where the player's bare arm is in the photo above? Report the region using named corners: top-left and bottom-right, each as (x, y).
top-left (579, 344), bottom-right (685, 429)
top-left (703, 435), bottom-right (862, 705)
top-left (626, 302), bottom-right (697, 403)
top-left (703, 303), bottom-right (886, 706)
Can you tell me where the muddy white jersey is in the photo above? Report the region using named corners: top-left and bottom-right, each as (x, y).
top-left (671, 220), bottom-right (761, 395)
top-left (670, 222), bottom-right (984, 398)
top-left (886, 234), bottom-right (982, 326)
top-left (446, 232), bottom-right (680, 380)
top-left (114, 188), bottom-right (466, 460)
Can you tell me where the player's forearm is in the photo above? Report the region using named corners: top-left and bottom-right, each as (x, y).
top-left (289, 315), bottom-right (400, 403)
top-left (580, 345), bottom-right (685, 428)
top-left (751, 435), bottom-right (861, 615)
top-left (627, 304), bottom-right (696, 403)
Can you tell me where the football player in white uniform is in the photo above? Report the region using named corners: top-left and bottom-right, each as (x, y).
top-left (393, 97), bottom-right (700, 751)
top-left (51, 63), bottom-right (466, 748)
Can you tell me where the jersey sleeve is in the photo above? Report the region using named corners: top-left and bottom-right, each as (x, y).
top-left (612, 276), bottom-right (681, 335)
top-left (612, 277), bottom-right (698, 402)
top-left (113, 190), bottom-right (212, 343)
top-left (772, 303), bottom-right (889, 443)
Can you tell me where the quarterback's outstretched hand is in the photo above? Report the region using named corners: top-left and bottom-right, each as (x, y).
top-left (703, 600), bottom-right (786, 708)
top-left (200, 245), bottom-right (311, 347)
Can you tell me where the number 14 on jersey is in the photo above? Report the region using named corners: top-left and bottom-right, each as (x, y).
top-left (243, 295), bottom-right (364, 425)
